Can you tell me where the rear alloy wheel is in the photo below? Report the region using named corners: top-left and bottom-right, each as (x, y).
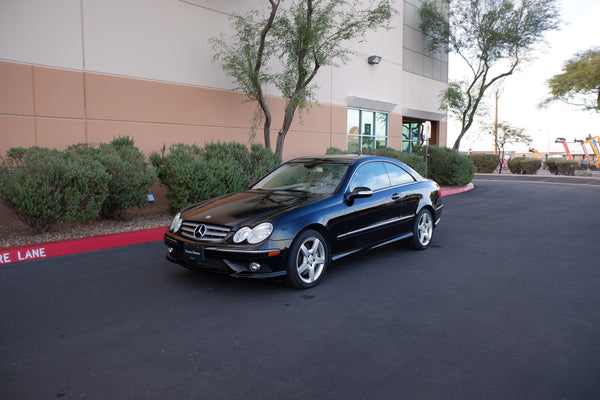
top-left (409, 209), bottom-right (434, 250)
top-left (285, 229), bottom-right (329, 289)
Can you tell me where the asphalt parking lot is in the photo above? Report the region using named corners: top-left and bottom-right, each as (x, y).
top-left (1, 178), bottom-right (599, 400)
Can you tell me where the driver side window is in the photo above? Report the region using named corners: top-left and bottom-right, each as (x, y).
top-left (349, 162), bottom-right (390, 192)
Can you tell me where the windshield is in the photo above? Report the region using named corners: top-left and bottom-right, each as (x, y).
top-left (252, 162), bottom-right (350, 194)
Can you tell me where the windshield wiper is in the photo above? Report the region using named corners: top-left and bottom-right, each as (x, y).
top-left (271, 187), bottom-right (309, 193)
top-left (277, 188), bottom-right (306, 194)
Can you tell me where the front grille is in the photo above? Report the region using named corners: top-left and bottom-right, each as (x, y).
top-left (180, 221), bottom-right (230, 242)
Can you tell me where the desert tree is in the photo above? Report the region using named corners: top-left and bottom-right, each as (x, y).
top-left (485, 120), bottom-right (531, 173)
top-left (211, 0), bottom-right (394, 158)
top-left (210, 0), bottom-right (281, 149)
top-left (542, 48), bottom-right (600, 112)
top-left (420, 0), bottom-right (560, 151)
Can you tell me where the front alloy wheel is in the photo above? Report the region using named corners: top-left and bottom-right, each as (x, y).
top-left (409, 209), bottom-right (434, 250)
top-left (285, 229), bottom-right (329, 289)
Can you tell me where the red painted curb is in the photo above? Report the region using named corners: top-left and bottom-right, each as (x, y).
top-left (440, 183), bottom-right (474, 197)
top-left (0, 226), bottom-right (167, 265)
top-left (0, 182), bottom-right (475, 265)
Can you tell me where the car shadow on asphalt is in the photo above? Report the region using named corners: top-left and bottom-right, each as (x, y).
top-left (167, 266), bottom-right (288, 292)
top-left (163, 239), bottom-right (430, 292)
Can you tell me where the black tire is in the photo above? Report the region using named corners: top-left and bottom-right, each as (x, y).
top-left (408, 209), bottom-right (434, 250)
top-left (285, 229), bottom-right (329, 289)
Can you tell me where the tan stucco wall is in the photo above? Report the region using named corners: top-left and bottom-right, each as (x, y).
top-left (1, 60), bottom-right (423, 160)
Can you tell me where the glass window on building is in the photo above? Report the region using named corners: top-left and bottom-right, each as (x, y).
top-left (402, 122), bottom-right (421, 152)
top-left (347, 109), bottom-right (388, 153)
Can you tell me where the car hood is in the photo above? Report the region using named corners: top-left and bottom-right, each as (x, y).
top-left (181, 190), bottom-right (325, 227)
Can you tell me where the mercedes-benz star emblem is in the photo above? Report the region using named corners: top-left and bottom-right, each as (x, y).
top-left (194, 224), bottom-right (207, 239)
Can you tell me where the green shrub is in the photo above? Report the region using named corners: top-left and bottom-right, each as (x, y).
top-left (469, 154), bottom-right (499, 173)
top-left (545, 158), bottom-right (578, 175)
top-left (325, 146), bottom-right (346, 155)
top-left (68, 136), bottom-right (156, 219)
top-left (151, 142), bottom-right (280, 214)
top-left (0, 147), bottom-right (109, 233)
top-left (372, 147), bottom-right (427, 176)
top-left (203, 142), bottom-right (253, 194)
top-left (249, 143), bottom-right (282, 181)
top-left (507, 158), bottom-right (520, 174)
top-left (507, 157), bottom-right (541, 174)
top-left (202, 142), bottom-right (279, 192)
top-left (151, 143), bottom-right (206, 214)
top-left (325, 146), bottom-right (427, 176)
top-left (414, 145), bottom-right (475, 186)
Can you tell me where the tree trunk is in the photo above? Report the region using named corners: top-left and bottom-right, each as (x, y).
top-left (275, 103), bottom-right (298, 158)
top-left (452, 126), bottom-right (468, 151)
top-left (253, 0), bottom-right (279, 150)
top-left (498, 147), bottom-right (504, 174)
top-left (257, 89), bottom-right (271, 149)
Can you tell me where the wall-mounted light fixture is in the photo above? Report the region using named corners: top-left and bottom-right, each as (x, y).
top-left (368, 55), bottom-right (382, 64)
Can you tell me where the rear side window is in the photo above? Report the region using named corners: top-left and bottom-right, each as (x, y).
top-left (384, 162), bottom-right (415, 186)
top-left (349, 162), bottom-right (390, 191)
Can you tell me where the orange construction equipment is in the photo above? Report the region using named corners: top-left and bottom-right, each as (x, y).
top-left (555, 138), bottom-right (573, 160)
top-left (576, 139), bottom-right (591, 169)
top-left (576, 139), bottom-right (591, 161)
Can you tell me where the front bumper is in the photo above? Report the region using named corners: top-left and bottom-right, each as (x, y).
top-left (163, 233), bottom-right (290, 278)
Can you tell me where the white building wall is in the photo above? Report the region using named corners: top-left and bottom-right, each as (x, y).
top-left (0, 0), bottom-right (83, 70)
top-left (328, 6), bottom-right (405, 109)
top-left (83, 0), bottom-right (232, 88)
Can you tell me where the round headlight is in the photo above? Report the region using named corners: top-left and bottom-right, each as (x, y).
top-left (247, 222), bottom-right (273, 244)
top-left (233, 226), bottom-right (251, 243)
top-left (169, 212), bottom-right (183, 232)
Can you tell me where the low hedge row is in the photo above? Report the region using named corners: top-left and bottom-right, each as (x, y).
top-left (150, 142), bottom-right (281, 214)
top-left (469, 154), bottom-right (499, 173)
top-left (507, 157), bottom-right (541, 174)
top-left (1, 140), bottom-right (280, 231)
top-left (0, 136), bottom-right (156, 232)
top-left (545, 158), bottom-right (578, 175)
top-left (0, 147), bottom-right (109, 233)
top-left (67, 137), bottom-right (156, 219)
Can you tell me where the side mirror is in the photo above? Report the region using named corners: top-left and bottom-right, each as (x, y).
top-left (345, 186), bottom-right (373, 205)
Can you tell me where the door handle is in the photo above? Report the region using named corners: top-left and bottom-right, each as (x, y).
top-left (391, 193), bottom-right (400, 200)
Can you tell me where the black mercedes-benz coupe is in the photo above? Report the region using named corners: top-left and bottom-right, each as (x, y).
top-left (163, 155), bottom-right (443, 288)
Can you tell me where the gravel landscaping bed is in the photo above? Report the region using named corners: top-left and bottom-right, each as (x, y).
top-left (0, 205), bottom-right (172, 249)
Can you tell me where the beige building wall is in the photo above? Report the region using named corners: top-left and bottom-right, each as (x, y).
top-left (0, 60), bottom-right (353, 159)
top-left (0, 0), bottom-right (447, 160)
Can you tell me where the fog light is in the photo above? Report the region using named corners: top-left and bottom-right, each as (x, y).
top-left (168, 247), bottom-right (174, 254)
top-left (249, 262), bottom-right (261, 272)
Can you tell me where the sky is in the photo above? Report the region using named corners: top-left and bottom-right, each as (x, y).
top-left (446, 0), bottom-right (600, 154)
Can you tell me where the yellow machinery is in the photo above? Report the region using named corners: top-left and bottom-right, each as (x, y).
top-left (584, 136), bottom-right (600, 169)
top-left (528, 148), bottom-right (542, 159)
